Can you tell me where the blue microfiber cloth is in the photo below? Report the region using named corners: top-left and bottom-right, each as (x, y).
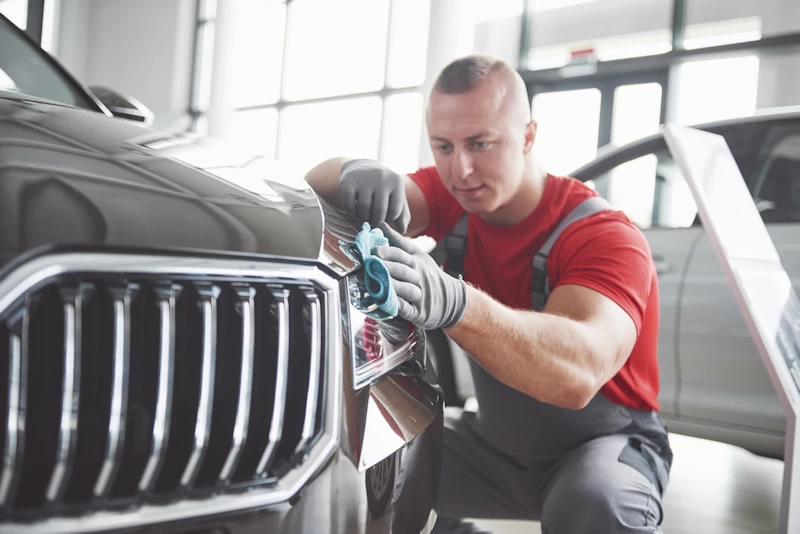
top-left (339, 223), bottom-right (399, 320)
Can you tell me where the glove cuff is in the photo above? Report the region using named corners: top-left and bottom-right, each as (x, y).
top-left (441, 277), bottom-right (468, 329)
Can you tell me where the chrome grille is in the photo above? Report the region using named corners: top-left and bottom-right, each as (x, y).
top-left (0, 254), bottom-right (338, 530)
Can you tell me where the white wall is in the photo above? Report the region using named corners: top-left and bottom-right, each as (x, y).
top-left (55, 0), bottom-right (195, 129)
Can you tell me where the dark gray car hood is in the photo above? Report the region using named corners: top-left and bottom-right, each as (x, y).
top-left (0, 96), bottom-right (324, 268)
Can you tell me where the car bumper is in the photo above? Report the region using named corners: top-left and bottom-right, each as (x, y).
top-left (117, 372), bottom-right (444, 534)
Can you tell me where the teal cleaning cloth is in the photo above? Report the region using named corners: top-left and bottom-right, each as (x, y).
top-left (340, 223), bottom-right (399, 320)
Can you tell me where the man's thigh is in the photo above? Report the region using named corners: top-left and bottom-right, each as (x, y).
top-left (437, 407), bottom-right (539, 521)
top-left (539, 434), bottom-right (666, 534)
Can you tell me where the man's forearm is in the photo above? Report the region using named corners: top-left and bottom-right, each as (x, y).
top-left (445, 285), bottom-right (609, 409)
top-left (304, 157), bottom-right (353, 208)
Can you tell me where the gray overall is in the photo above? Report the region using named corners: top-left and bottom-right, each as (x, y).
top-left (431, 197), bottom-right (673, 534)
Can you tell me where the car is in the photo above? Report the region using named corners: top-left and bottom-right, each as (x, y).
top-left (432, 105), bottom-right (800, 461)
top-left (0, 13), bottom-right (442, 534)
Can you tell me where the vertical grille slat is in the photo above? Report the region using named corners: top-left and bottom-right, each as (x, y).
top-left (0, 258), bottom-right (334, 528)
top-left (93, 284), bottom-right (137, 498)
top-left (273, 287), bottom-right (316, 471)
top-left (179, 284), bottom-right (219, 488)
top-left (218, 286), bottom-right (256, 483)
top-left (296, 288), bottom-right (322, 455)
top-left (0, 304), bottom-right (29, 507)
top-left (64, 284), bottom-right (113, 505)
top-left (137, 284), bottom-right (181, 494)
top-left (46, 284), bottom-right (92, 504)
top-left (254, 286), bottom-right (290, 477)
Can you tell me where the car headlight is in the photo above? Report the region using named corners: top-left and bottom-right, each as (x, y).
top-left (345, 270), bottom-right (419, 390)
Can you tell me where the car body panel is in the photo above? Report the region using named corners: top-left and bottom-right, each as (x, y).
top-left (0, 96), bottom-right (324, 267)
top-left (639, 226), bottom-right (702, 416)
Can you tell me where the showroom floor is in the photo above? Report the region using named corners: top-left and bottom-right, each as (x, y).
top-left (469, 433), bottom-right (784, 533)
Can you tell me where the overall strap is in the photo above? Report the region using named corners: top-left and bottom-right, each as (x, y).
top-left (443, 212), bottom-right (469, 278)
top-left (531, 196), bottom-right (612, 311)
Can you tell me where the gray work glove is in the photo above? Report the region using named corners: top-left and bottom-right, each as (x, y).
top-left (375, 222), bottom-right (467, 331)
top-left (340, 159), bottom-right (411, 232)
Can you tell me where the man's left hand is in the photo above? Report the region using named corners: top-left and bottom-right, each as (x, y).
top-left (375, 222), bottom-right (467, 331)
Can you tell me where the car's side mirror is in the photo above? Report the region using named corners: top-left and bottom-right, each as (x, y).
top-left (88, 85), bottom-right (154, 125)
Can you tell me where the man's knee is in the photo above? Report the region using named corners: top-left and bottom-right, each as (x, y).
top-left (542, 475), bottom-right (661, 534)
top-left (542, 480), bottom-right (614, 533)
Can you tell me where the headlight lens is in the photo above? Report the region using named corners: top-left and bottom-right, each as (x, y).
top-left (345, 270), bottom-right (419, 389)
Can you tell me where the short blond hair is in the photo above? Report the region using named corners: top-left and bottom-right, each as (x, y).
top-left (433, 54), bottom-right (508, 94)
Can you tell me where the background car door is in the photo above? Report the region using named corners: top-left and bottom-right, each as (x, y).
top-left (577, 140), bottom-right (701, 418)
top-left (678, 120), bottom-right (800, 456)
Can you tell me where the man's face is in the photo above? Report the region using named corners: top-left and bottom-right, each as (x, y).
top-left (427, 79), bottom-right (533, 217)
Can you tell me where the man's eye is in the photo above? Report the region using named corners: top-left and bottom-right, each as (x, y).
top-left (438, 145), bottom-right (452, 153)
top-left (473, 141), bottom-right (490, 149)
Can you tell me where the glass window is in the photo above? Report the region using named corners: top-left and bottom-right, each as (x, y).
top-left (278, 96), bottom-right (383, 169)
top-left (752, 131), bottom-right (800, 223)
top-left (612, 83), bottom-right (663, 146)
top-left (755, 51), bottom-right (800, 111)
top-left (282, 0), bottom-right (390, 101)
top-left (229, 108), bottom-right (279, 158)
top-left (676, 55), bottom-right (759, 125)
top-left (386, 0), bottom-right (430, 88)
top-left (532, 88), bottom-right (601, 175)
top-left (380, 92), bottom-right (424, 173)
top-left (686, 0), bottom-right (800, 42)
top-left (608, 155), bottom-right (658, 228)
top-left (683, 16), bottom-right (761, 49)
top-left (527, 0), bottom-right (673, 70)
top-left (0, 15), bottom-right (94, 109)
top-left (0, 0), bottom-right (27, 30)
top-left (231, 3), bottom-right (286, 107)
top-left (587, 149), bottom-right (698, 229)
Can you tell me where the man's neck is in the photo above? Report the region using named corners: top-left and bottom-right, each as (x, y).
top-left (481, 159), bottom-right (548, 226)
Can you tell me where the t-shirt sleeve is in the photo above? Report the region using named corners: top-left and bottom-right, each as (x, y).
top-left (549, 214), bottom-right (654, 334)
top-left (408, 166), bottom-right (448, 241)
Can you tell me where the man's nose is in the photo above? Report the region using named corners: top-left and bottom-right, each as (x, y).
top-left (452, 148), bottom-right (473, 181)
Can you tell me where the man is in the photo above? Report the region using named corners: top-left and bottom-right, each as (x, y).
top-left (306, 54), bottom-right (671, 533)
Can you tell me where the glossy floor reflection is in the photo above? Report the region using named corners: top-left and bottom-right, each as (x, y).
top-left (470, 433), bottom-right (784, 533)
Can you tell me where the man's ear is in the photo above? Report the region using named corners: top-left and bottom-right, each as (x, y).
top-left (523, 120), bottom-right (537, 154)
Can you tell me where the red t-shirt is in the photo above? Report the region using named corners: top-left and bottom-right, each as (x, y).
top-left (409, 166), bottom-right (661, 412)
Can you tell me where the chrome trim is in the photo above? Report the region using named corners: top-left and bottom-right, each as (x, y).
top-left (180, 284), bottom-right (219, 487)
top-left (47, 285), bottom-right (90, 503)
top-left (138, 284), bottom-right (181, 493)
top-left (0, 306), bottom-right (28, 506)
top-left (255, 286), bottom-right (290, 476)
top-left (94, 284), bottom-right (136, 497)
top-left (219, 286), bottom-right (256, 482)
top-left (296, 288), bottom-right (321, 454)
top-left (422, 509), bottom-right (439, 534)
top-left (0, 253), bottom-right (341, 534)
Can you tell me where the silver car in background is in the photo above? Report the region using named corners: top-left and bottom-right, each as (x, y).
top-left (573, 109), bottom-right (800, 460)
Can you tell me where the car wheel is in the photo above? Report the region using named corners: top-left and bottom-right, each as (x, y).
top-left (366, 454), bottom-right (395, 518)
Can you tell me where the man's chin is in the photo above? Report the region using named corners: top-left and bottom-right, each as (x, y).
top-left (458, 200), bottom-right (495, 218)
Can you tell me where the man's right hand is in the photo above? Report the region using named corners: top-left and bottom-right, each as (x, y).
top-left (340, 159), bottom-right (411, 233)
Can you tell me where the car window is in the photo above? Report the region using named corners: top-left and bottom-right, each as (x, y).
top-left (585, 149), bottom-right (698, 230)
top-left (582, 121), bottom-right (774, 229)
top-left (752, 130), bottom-right (800, 223)
top-left (0, 16), bottom-right (95, 109)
